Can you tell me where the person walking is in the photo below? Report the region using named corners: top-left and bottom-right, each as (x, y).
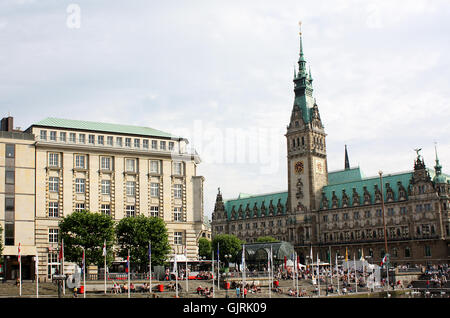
top-left (236, 286), bottom-right (240, 298)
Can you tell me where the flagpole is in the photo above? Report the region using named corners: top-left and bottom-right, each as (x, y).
top-left (268, 246), bottom-right (271, 298)
top-left (104, 240), bottom-right (107, 294)
top-left (217, 242), bottom-right (220, 292)
top-left (185, 245), bottom-right (188, 293)
top-left (354, 254), bottom-right (358, 293)
top-left (317, 253), bottom-right (320, 297)
top-left (62, 238), bottom-right (65, 295)
top-left (128, 249), bottom-right (130, 299)
top-left (336, 253), bottom-right (339, 295)
top-left (149, 242), bottom-right (152, 295)
top-left (82, 247), bottom-right (86, 299)
top-left (242, 245), bottom-right (246, 290)
top-left (35, 252), bottom-right (39, 298)
top-left (211, 249), bottom-right (214, 298)
top-left (18, 243), bottom-right (22, 297)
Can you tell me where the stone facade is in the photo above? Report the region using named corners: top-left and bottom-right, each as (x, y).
top-left (1, 117), bottom-right (210, 281)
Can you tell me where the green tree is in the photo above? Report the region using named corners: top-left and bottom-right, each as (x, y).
top-left (256, 236), bottom-right (278, 243)
top-left (59, 210), bottom-right (115, 267)
top-left (116, 215), bottom-right (171, 269)
top-left (212, 234), bottom-right (244, 264)
top-left (198, 237), bottom-right (211, 259)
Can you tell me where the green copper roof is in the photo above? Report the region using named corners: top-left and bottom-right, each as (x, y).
top-left (328, 167), bottom-right (364, 185)
top-left (224, 191), bottom-right (288, 220)
top-left (32, 117), bottom-right (179, 139)
top-left (321, 171), bottom-right (413, 209)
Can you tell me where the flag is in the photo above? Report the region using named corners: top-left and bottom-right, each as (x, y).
top-left (18, 243), bottom-right (21, 263)
top-left (380, 255), bottom-right (387, 266)
top-left (81, 249), bottom-right (85, 274)
top-left (102, 240), bottom-right (107, 257)
top-left (297, 255), bottom-right (300, 270)
top-left (125, 254), bottom-right (130, 273)
top-left (284, 256), bottom-right (287, 270)
top-left (58, 243), bottom-right (63, 261)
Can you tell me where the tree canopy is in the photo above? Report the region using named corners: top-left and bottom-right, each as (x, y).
top-left (211, 234), bottom-right (244, 264)
top-left (58, 210), bottom-right (115, 267)
top-left (115, 215), bottom-right (171, 269)
top-left (198, 237), bottom-right (211, 259)
top-left (256, 236), bottom-right (279, 243)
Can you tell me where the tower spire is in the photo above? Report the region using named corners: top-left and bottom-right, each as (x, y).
top-left (345, 144), bottom-right (350, 170)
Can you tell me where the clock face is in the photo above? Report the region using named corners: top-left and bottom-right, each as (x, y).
top-left (294, 161), bottom-right (304, 174)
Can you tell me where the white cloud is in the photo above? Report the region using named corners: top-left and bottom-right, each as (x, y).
top-left (1, 0), bottom-right (449, 218)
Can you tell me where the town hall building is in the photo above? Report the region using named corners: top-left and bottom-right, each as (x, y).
top-left (211, 30), bottom-right (450, 267)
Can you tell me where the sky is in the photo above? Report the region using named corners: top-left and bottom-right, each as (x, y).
top-left (1, 0), bottom-right (449, 221)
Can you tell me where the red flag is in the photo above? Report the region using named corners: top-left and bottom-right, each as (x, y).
top-left (18, 243), bottom-right (21, 263)
top-left (125, 255), bottom-right (129, 273)
top-left (284, 256), bottom-right (287, 270)
top-left (58, 244), bottom-right (63, 261)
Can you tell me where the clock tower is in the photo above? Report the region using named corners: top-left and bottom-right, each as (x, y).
top-left (286, 26), bottom-right (328, 223)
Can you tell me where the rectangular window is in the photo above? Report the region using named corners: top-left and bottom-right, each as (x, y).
top-left (47, 253), bottom-right (59, 278)
top-left (126, 181), bottom-right (136, 196)
top-left (425, 246), bottom-right (431, 257)
top-left (365, 210), bottom-right (371, 218)
top-left (174, 232), bottom-right (183, 245)
top-left (150, 160), bottom-right (160, 174)
top-left (79, 134), bottom-right (85, 144)
top-left (332, 214), bottom-right (338, 221)
top-left (116, 137), bottom-right (122, 147)
top-left (169, 142), bottom-right (175, 151)
top-left (343, 213), bottom-right (348, 220)
top-left (100, 204), bottom-right (111, 216)
top-left (49, 177), bottom-right (59, 192)
top-left (174, 207), bottom-right (182, 221)
top-left (101, 157), bottom-right (112, 170)
top-left (151, 140), bottom-right (158, 150)
top-left (88, 134), bottom-right (95, 144)
top-left (354, 212), bottom-right (360, 220)
top-left (50, 131), bottom-right (57, 141)
top-left (69, 133), bottom-right (76, 143)
top-left (75, 178), bottom-right (86, 193)
top-left (40, 130), bottom-right (47, 140)
top-left (49, 229), bottom-right (59, 243)
top-left (160, 141), bottom-right (166, 151)
top-left (75, 203), bottom-right (85, 212)
top-left (134, 138), bottom-right (140, 148)
top-left (60, 132), bottom-right (66, 142)
top-left (125, 159), bottom-right (136, 172)
top-left (173, 184), bottom-right (182, 198)
top-left (150, 206), bottom-right (159, 217)
top-left (107, 136), bottom-right (114, 146)
top-left (101, 180), bottom-right (111, 195)
top-left (75, 154), bottom-right (86, 169)
top-left (126, 205), bottom-right (135, 217)
top-left (387, 208), bottom-right (395, 216)
top-left (5, 223), bottom-right (14, 245)
top-left (5, 170), bottom-right (15, 184)
top-left (143, 140), bottom-right (149, 149)
top-left (6, 144), bottom-right (15, 158)
top-left (150, 183), bottom-right (160, 197)
top-left (376, 209), bottom-right (382, 217)
top-left (323, 215), bottom-right (328, 222)
top-left (125, 138), bottom-right (131, 147)
top-left (173, 162), bottom-right (182, 175)
top-left (48, 202), bottom-right (59, 217)
top-left (49, 153), bottom-right (59, 167)
top-left (98, 135), bottom-right (104, 145)
top-left (5, 197), bottom-right (14, 211)
top-left (400, 207), bottom-right (407, 215)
